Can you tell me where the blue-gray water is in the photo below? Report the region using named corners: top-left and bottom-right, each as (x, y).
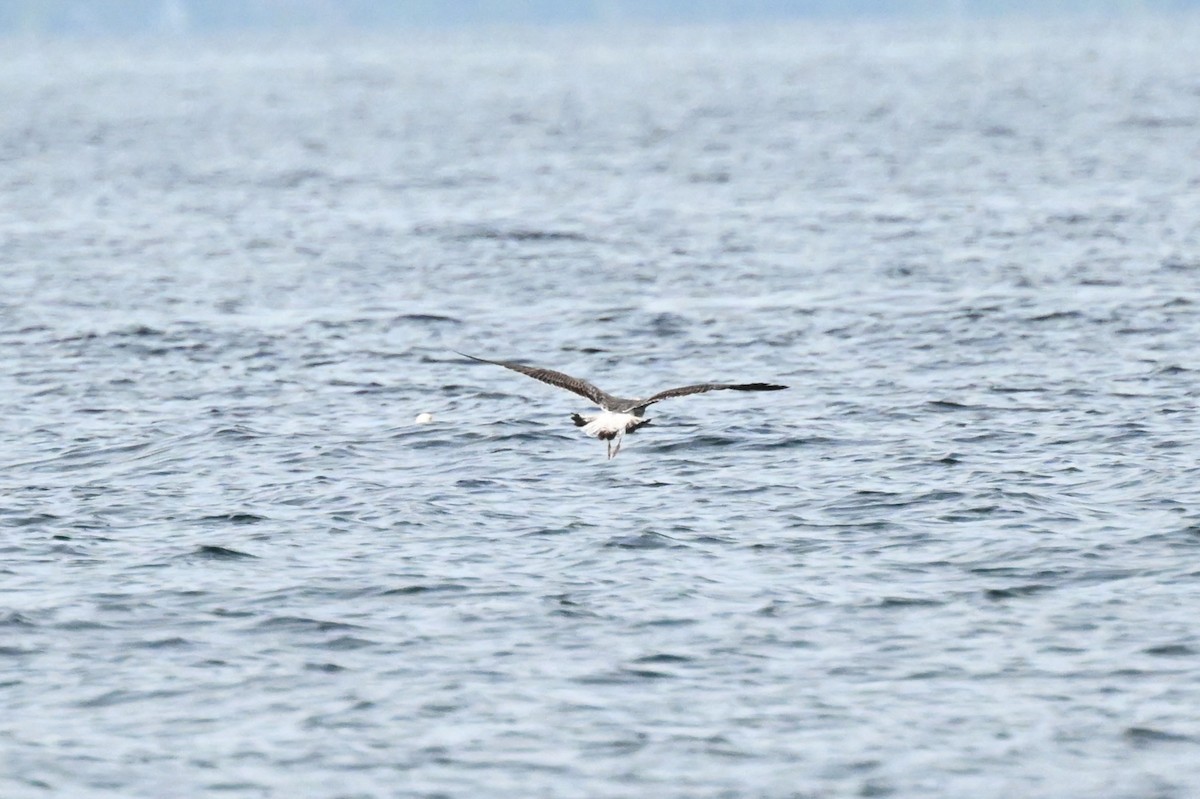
top-left (3, 17), bottom-right (1200, 799)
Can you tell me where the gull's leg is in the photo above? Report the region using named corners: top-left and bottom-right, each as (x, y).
top-left (606, 439), bottom-right (613, 459)
top-left (610, 433), bottom-right (623, 459)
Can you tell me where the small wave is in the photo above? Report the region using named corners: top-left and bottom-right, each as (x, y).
top-left (652, 434), bottom-right (739, 453)
top-left (456, 478), bottom-right (499, 488)
top-left (873, 596), bottom-right (945, 608)
top-left (392, 313), bottom-right (462, 324)
top-left (313, 635), bottom-right (376, 651)
top-left (927, 399), bottom-right (984, 411)
top-left (305, 662), bottom-right (348, 673)
top-left (132, 637), bottom-right (193, 649)
top-left (195, 513), bottom-right (267, 525)
top-left (1120, 115), bottom-right (1197, 129)
top-left (417, 223), bottom-right (590, 243)
top-left (210, 425), bottom-right (266, 441)
top-left (983, 584), bottom-right (1051, 601)
top-left (573, 667), bottom-right (675, 685)
top-left (76, 688), bottom-right (189, 709)
top-left (1142, 643), bottom-right (1196, 657)
top-left (53, 619), bottom-right (114, 631)
top-left (253, 616), bottom-right (364, 633)
top-left (631, 653), bottom-right (693, 665)
top-left (381, 583), bottom-right (469, 596)
top-left (5, 512), bottom-right (62, 526)
top-left (989, 384), bottom-right (1047, 393)
top-left (1124, 726), bottom-right (1195, 745)
top-left (603, 531), bottom-right (682, 549)
top-left (1026, 310), bottom-right (1084, 323)
top-left (188, 544), bottom-right (256, 560)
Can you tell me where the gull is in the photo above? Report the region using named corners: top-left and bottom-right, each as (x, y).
top-left (458, 352), bottom-right (787, 459)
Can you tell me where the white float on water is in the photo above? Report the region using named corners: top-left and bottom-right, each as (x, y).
top-left (414, 412), bottom-right (434, 424)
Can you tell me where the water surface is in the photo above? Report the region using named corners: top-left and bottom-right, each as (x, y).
top-left (3, 17), bottom-right (1200, 798)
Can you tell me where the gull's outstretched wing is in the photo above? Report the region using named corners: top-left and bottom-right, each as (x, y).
top-left (457, 352), bottom-right (614, 407)
top-left (638, 382), bottom-right (788, 409)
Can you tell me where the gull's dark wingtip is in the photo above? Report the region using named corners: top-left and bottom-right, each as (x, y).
top-left (740, 383), bottom-right (788, 391)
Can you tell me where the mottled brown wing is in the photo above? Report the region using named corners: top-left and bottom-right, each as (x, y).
top-left (640, 382), bottom-right (788, 408)
top-left (458, 352), bottom-right (612, 406)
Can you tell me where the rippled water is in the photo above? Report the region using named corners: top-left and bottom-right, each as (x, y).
top-left (3, 16), bottom-right (1200, 798)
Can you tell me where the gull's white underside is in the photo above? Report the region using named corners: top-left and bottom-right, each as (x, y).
top-left (578, 411), bottom-right (640, 439)
top-left (575, 411), bottom-right (644, 459)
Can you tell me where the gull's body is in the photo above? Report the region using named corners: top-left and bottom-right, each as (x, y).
top-left (458, 352), bottom-right (787, 459)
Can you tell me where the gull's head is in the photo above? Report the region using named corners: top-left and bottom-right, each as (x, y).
top-left (414, 412), bottom-right (434, 424)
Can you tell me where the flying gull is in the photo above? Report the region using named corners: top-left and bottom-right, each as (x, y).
top-left (458, 352), bottom-right (787, 459)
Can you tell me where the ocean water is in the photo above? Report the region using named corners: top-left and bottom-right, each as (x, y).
top-left (3, 16), bottom-right (1200, 799)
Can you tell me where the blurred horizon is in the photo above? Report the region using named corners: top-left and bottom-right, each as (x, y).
top-left (2, 0), bottom-right (1198, 36)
